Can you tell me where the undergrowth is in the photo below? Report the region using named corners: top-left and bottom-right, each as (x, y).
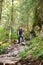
top-left (19, 37), bottom-right (43, 59)
top-left (0, 42), bottom-right (9, 54)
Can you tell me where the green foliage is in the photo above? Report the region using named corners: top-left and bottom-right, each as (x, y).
top-left (19, 50), bottom-right (27, 58)
top-left (19, 37), bottom-right (40, 58)
top-left (0, 42), bottom-right (9, 54)
top-left (32, 48), bottom-right (42, 56)
top-left (24, 46), bottom-right (29, 52)
top-left (0, 27), bottom-right (3, 32)
top-left (30, 40), bottom-right (43, 59)
top-left (0, 27), bottom-right (9, 41)
top-left (19, 46), bottom-right (29, 58)
top-left (19, 38), bottom-right (43, 59)
top-left (30, 37), bottom-right (39, 44)
top-left (11, 32), bottom-right (18, 39)
top-left (31, 47), bottom-right (43, 59)
top-left (27, 37), bottom-right (39, 50)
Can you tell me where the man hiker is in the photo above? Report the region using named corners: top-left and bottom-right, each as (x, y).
top-left (17, 27), bottom-right (24, 43)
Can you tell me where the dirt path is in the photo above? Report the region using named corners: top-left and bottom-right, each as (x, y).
top-left (4, 43), bottom-right (25, 57)
top-left (0, 43), bottom-right (43, 65)
top-left (0, 43), bottom-right (24, 65)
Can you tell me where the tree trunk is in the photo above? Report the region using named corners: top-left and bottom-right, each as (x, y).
top-left (0, 0), bottom-right (3, 20)
top-left (9, 0), bottom-right (14, 43)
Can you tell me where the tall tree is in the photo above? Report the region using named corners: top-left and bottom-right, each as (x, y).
top-left (18, 0), bottom-right (39, 32)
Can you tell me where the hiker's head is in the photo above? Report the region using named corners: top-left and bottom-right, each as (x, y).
top-left (19, 27), bottom-right (22, 29)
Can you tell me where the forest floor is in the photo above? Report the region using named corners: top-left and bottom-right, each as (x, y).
top-left (0, 42), bottom-right (43, 65)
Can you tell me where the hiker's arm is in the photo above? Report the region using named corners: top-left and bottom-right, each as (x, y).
top-left (17, 30), bottom-right (19, 35)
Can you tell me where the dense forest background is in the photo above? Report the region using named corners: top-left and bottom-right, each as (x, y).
top-left (0, 0), bottom-right (43, 60)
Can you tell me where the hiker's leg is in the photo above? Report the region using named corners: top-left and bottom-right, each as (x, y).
top-left (21, 35), bottom-right (24, 42)
top-left (18, 36), bottom-right (20, 43)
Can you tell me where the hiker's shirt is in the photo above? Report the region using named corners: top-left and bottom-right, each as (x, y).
top-left (18, 29), bottom-right (23, 36)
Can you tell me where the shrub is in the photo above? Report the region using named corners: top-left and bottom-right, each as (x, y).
top-left (19, 50), bottom-right (27, 58)
top-left (11, 33), bottom-right (18, 39)
top-left (0, 27), bottom-right (9, 41)
top-left (0, 42), bottom-right (9, 54)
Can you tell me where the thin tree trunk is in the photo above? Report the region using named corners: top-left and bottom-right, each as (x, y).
top-left (0, 0), bottom-right (3, 20)
top-left (9, 0), bottom-right (14, 43)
